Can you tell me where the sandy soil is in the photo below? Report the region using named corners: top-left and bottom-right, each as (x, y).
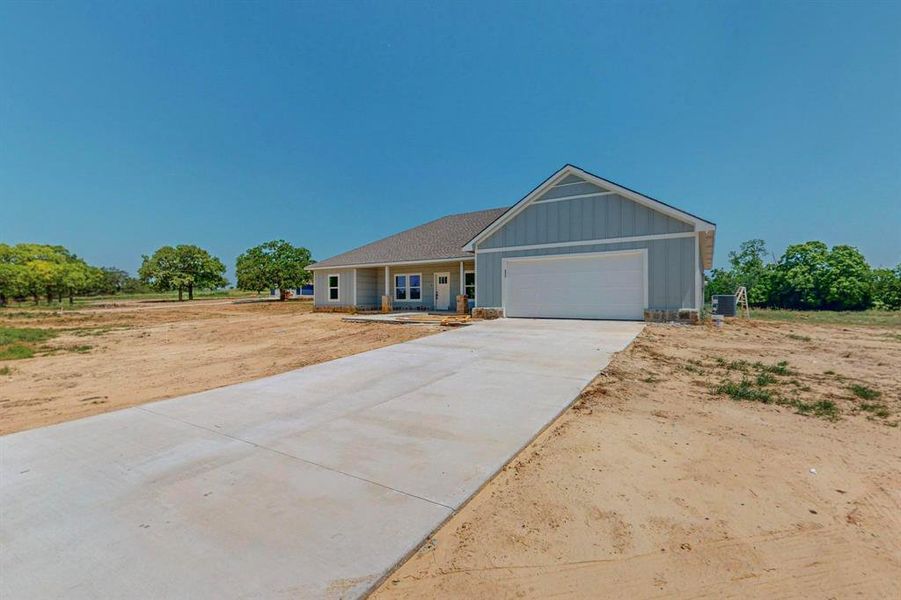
top-left (0, 299), bottom-right (441, 435)
top-left (374, 320), bottom-right (901, 598)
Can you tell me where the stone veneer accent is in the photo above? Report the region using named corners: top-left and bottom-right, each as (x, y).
top-left (644, 309), bottom-right (700, 324)
top-left (472, 307), bottom-right (503, 320)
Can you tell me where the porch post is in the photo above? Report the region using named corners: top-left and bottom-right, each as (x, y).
top-left (381, 265), bottom-right (391, 314)
top-left (459, 261), bottom-right (464, 297)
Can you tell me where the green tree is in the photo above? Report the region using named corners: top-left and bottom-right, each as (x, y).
top-left (175, 245), bottom-right (228, 300)
top-left (820, 245), bottom-right (872, 310)
top-left (0, 244), bottom-right (28, 306)
top-left (235, 240), bottom-right (312, 299)
top-left (139, 245), bottom-right (227, 301)
top-left (704, 267), bottom-right (737, 302)
top-left (726, 239), bottom-right (773, 305)
top-left (770, 241), bottom-right (830, 309)
top-left (872, 265), bottom-right (901, 310)
top-left (97, 267), bottom-right (131, 294)
top-left (94, 267), bottom-right (149, 295)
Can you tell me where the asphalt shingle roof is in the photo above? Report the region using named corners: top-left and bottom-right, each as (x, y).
top-left (311, 207), bottom-right (508, 269)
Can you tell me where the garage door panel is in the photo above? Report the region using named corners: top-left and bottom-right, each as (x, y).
top-left (504, 252), bottom-right (645, 320)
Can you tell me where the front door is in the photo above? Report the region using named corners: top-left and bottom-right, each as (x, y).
top-left (434, 272), bottom-right (450, 310)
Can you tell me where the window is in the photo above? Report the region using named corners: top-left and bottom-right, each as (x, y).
top-left (394, 273), bottom-right (421, 301)
top-left (328, 274), bottom-right (340, 301)
top-left (464, 271), bottom-right (475, 299)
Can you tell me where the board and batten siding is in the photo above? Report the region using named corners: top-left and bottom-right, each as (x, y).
top-left (313, 262), bottom-right (474, 309)
top-left (313, 268), bottom-right (356, 307)
top-left (355, 268), bottom-right (379, 307)
top-left (476, 177), bottom-right (700, 310)
top-left (375, 262), bottom-right (473, 311)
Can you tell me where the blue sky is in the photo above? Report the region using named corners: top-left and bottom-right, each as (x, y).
top-left (2, 1), bottom-right (899, 279)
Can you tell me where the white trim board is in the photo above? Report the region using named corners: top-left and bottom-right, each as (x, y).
top-left (462, 164), bottom-right (715, 252)
top-left (531, 191), bottom-right (615, 205)
top-left (392, 272), bottom-right (423, 303)
top-left (309, 257), bottom-right (475, 271)
top-left (475, 231), bottom-right (695, 255)
top-left (327, 273), bottom-right (340, 302)
top-left (501, 248), bottom-right (649, 318)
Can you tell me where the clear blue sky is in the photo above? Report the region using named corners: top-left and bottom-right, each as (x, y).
top-left (2, 1), bottom-right (899, 279)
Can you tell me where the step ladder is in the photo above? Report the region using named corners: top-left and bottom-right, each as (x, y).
top-left (735, 286), bottom-right (751, 319)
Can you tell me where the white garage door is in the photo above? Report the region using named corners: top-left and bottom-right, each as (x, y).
top-left (504, 250), bottom-right (646, 320)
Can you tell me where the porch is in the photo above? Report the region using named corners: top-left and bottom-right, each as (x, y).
top-left (313, 260), bottom-right (475, 312)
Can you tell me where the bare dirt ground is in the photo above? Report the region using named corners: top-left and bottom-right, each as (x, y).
top-left (0, 299), bottom-right (441, 435)
top-left (374, 319), bottom-right (901, 598)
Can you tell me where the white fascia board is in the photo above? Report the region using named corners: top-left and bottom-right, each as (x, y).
top-left (308, 256), bottom-right (475, 271)
top-left (475, 231), bottom-right (695, 254)
top-left (461, 165), bottom-right (572, 252)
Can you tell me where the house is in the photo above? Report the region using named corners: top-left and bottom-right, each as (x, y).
top-left (269, 284), bottom-right (314, 299)
top-left (309, 164), bottom-right (716, 320)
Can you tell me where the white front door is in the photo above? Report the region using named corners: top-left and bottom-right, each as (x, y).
top-left (434, 272), bottom-right (450, 310)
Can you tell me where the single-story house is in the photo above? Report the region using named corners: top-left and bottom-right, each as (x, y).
top-left (309, 164), bottom-right (715, 320)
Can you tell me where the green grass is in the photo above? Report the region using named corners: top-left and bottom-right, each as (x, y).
top-left (756, 372), bottom-right (777, 386)
top-left (787, 333), bottom-right (812, 342)
top-left (860, 403), bottom-right (891, 419)
top-left (1, 289), bottom-right (260, 311)
top-left (0, 327), bottom-right (58, 345)
top-left (715, 379), bottom-right (775, 403)
top-left (0, 326), bottom-right (59, 361)
top-left (0, 344), bottom-right (34, 360)
top-left (750, 308), bottom-right (901, 328)
top-left (793, 399), bottom-right (840, 420)
top-left (755, 360), bottom-right (794, 376)
top-left (849, 384), bottom-right (881, 401)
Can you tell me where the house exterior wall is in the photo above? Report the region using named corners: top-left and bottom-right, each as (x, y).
top-left (475, 177), bottom-right (700, 311)
top-left (313, 268), bottom-right (356, 307)
top-left (476, 236), bottom-right (697, 310)
top-left (375, 261), bottom-right (474, 311)
top-left (312, 261), bottom-right (475, 310)
top-left (355, 268), bottom-right (379, 308)
top-left (479, 181), bottom-right (692, 250)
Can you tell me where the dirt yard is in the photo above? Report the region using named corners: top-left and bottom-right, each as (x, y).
top-left (374, 319), bottom-right (901, 598)
top-left (0, 299), bottom-right (441, 435)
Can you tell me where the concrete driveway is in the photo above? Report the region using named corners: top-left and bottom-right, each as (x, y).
top-left (1, 318), bottom-right (643, 599)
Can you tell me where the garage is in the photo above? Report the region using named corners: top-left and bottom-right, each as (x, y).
top-left (502, 250), bottom-right (647, 320)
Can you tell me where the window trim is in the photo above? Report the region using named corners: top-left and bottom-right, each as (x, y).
top-left (327, 273), bottom-right (340, 302)
top-left (393, 272), bottom-right (422, 302)
top-left (463, 270), bottom-right (476, 299)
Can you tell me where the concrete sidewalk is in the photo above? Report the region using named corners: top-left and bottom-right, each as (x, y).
top-left (1, 318), bottom-right (643, 599)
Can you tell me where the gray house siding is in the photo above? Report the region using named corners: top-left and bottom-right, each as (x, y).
top-left (375, 262), bottom-right (473, 311)
top-left (355, 268), bottom-right (379, 307)
top-left (313, 268), bottom-right (355, 307)
top-left (475, 175), bottom-right (699, 311)
top-left (313, 261), bottom-right (474, 310)
top-left (479, 182), bottom-right (692, 251)
top-left (476, 236), bottom-right (697, 310)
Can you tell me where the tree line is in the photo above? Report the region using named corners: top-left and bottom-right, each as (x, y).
top-left (0, 240), bottom-right (314, 306)
top-left (706, 240), bottom-right (901, 311)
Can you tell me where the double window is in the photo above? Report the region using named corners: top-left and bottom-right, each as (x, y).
top-left (328, 274), bottom-right (340, 301)
top-left (394, 273), bottom-right (421, 301)
top-left (464, 271), bottom-right (475, 299)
